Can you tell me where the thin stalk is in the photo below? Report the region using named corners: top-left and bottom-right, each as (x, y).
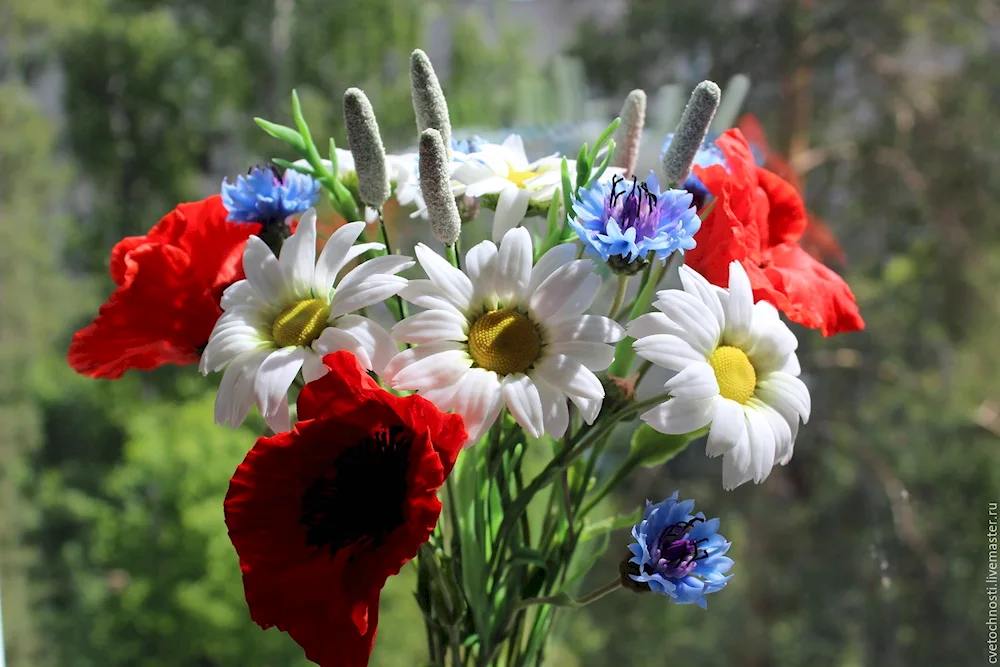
top-left (578, 456), bottom-right (642, 520)
top-left (376, 208), bottom-right (408, 322)
top-left (607, 273), bottom-right (629, 319)
top-left (445, 243), bottom-right (459, 269)
top-left (607, 255), bottom-right (672, 377)
top-left (518, 578), bottom-right (623, 610)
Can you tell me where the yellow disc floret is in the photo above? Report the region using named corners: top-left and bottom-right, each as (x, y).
top-left (468, 309), bottom-right (541, 375)
top-left (708, 345), bottom-right (757, 404)
top-left (507, 168), bottom-right (538, 189)
top-left (272, 298), bottom-right (330, 348)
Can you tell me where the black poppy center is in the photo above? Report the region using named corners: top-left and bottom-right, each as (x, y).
top-left (299, 424), bottom-right (413, 555)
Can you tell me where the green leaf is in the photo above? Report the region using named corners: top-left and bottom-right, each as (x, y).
top-left (561, 157), bottom-right (575, 220)
top-left (510, 547), bottom-right (549, 568)
top-left (575, 142), bottom-right (591, 192)
top-left (271, 158), bottom-right (313, 176)
top-left (588, 117), bottom-right (621, 162)
top-left (629, 423), bottom-right (706, 468)
top-left (586, 138), bottom-right (615, 188)
top-left (253, 117), bottom-right (305, 153)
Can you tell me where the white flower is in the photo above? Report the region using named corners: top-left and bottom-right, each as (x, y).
top-left (394, 152), bottom-right (468, 219)
top-left (200, 210), bottom-right (412, 432)
top-left (628, 261), bottom-right (811, 490)
top-left (452, 135), bottom-right (567, 242)
top-left (294, 150), bottom-right (416, 186)
top-left (384, 227), bottom-right (624, 443)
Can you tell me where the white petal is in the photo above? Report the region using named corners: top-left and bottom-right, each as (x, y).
top-left (641, 397), bottom-right (714, 435)
top-left (781, 352), bottom-right (801, 376)
top-left (330, 254), bottom-right (412, 318)
top-left (495, 227), bottom-right (533, 304)
top-left (706, 398), bottom-right (747, 458)
top-left (568, 394), bottom-right (602, 424)
top-left (533, 354), bottom-right (604, 400)
top-left (453, 368), bottom-right (504, 444)
top-left (750, 399), bottom-right (793, 467)
top-left (501, 373), bottom-right (545, 438)
top-left (312, 326), bottom-right (375, 369)
top-left (463, 175), bottom-right (512, 197)
top-left (626, 312), bottom-right (675, 340)
top-left (464, 240), bottom-right (499, 306)
top-left (664, 361), bottom-right (720, 400)
top-left (679, 264), bottom-right (725, 330)
top-left (201, 317), bottom-right (270, 372)
top-left (746, 304), bottom-right (798, 369)
top-left (279, 208), bottom-right (317, 299)
top-left (529, 260), bottom-right (599, 322)
top-left (724, 261), bottom-right (753, 346)
top-left (214, 349), bottom-right (270, 427)
top-left (415, 243), bottom-right (473, 310)
top-left (242, 236), bottom-right (288, 305)
top-left (528, 244), bottom-right (577, 295)
top-left (398, 280), bottom-right (464, 316)
top-left (757, 372), bottom-right (811, 423)
top-left (385, 342), bottom-right (472, 391)
top-left (253, 347), bottom-right (308, 432)
top-left (744, 408), bottom-right (776, 483)
top-left (633, 334), bottom-right (704, 371)
top-left (491, 186), bottom-right (532, 242)
top-left (329, 315), bottom-right (399, 373)
top-left (546, 315), bottom-right (625, 344)
top-left (544, 342), bottom-right (615, 372)
top-left (531, 375), bottom-right (569, 438)
top-left (502, 134), bottom-right (529, 169)
top-left (313, 220), bottom-right (372, 296)
top-left (392, 309), bottom-right (468, 344)
top-left (722, 453), bottom-right (755, 490)
top-left (651, 290), bottom-right (721, 357)
top-left (550, 273), bottom-right (602, 321)
top-left (220, 280), bottom-right (266, 311)
top-left (301, 352), bottom-right (329, 384)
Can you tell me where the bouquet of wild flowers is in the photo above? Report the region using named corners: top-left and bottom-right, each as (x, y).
top-left (68, 50), bottom-right (864, 667)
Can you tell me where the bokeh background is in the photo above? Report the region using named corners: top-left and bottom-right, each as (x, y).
top-left (3, 0), bottom-right (1000, 665)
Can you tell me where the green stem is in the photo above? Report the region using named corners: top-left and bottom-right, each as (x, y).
top-left (376, 209), bottom-right (408, 322)
top-left (608, 254), bottom-right (673, 377)
top-left (445, 243), bottom-right (459, 269)
top-left (607, 274), bottom-right (629, 319)
top-left (518, 577), bottom-right (623, 610)
top-left (578, 457), bottom-right (641, 520)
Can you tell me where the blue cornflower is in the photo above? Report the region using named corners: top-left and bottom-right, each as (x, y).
top-left (660, 134), bottom-right (728, 207)
top-left (569, 171), bottom-right (701, 268)
top-left (451, 135), bottom-right (490, 155)
top-left (624, 492), bottom-right (733, 608)
top-left (221, 165), bottom-right (320, 225)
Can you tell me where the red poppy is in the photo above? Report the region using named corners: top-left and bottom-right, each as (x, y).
top-left (67, 196), bottom-right (260, 378)
top-left (687, 129), bottom-right (864, 336)
top-left (225, 351), bottom-right (466, 667)
top-left (737, 114), bottom-right (847, 266)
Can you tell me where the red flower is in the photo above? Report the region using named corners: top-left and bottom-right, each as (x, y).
top-left (687, 129), bottom-right (864, 336)
top-left (225, 351), bottom-right (466, 667)
top-left (68, 196), bottom-right (260, 378)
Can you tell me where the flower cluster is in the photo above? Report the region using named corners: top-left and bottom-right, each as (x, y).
top-left (67, 51), bottom-right (865, 667)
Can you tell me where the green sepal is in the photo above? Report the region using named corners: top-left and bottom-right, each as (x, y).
top-left (586, 138), bottom-right (615, 188)
top-left (588, 117), bottom-right (621, 162)
top-left (561, 157), bottom-right (575, 220)
top-left (253, 117), bottom-right (306, 153)
top-left (575, 143), bottom-right (591, 193)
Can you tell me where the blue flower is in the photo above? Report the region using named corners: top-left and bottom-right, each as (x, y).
top-left (569, 171), bottom-right (701, 267)
top-left (660, 134), bottom-right (728, 207)
top-left (625, 492), bottom-right (733, 608)
top-left (451, 135), bottom-right (491, 155)
top-left (221, 166), bottom-right (320, 225)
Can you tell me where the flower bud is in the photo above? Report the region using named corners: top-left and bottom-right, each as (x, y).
top-left (410, 49), bottom-right (453, 163)
top-left (661, 81), bottom-right (721, 187)
top-left (611, 89), bottom-right (646, 177)
top-left (343, 88), bottom-right (390, 208)
top-left (419, 129), bottom-right (461, 245)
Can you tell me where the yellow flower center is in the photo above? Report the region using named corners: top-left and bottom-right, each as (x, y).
top-left (507, 168), bottom-right (538, 189)
top-left (272, 298), bottom-right (330, 348)
top-left (468, 310), bottom-right (541, 375)
top-left (708, 345), bottom-right (757, 404)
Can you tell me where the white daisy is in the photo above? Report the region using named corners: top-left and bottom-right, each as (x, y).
top-left (627, 261), bottom-right (811, 490)
top-left (200, 209), bottom-right (413, 432)
top-left (384, 227), bottom-right (624, 443)
top-left (293, 152), bottom-right (417, 222)
top-left (451, 135), bottom-right (568, 242)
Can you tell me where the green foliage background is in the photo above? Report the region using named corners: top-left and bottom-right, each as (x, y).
top-left (1, 0), bottom-right (998, 665)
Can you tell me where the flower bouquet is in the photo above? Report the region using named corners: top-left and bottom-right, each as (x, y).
top-left (68, 50), bottom-right (864, 667)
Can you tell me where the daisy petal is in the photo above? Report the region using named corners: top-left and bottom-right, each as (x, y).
top-left (633, 334), bottom-right (704, 372)
top-left (330, 315), bottom-right (399, 373)
top-left (312, 326), bottom-right (375, 369)
top-left (278, 208), bottom-right (317, 299)
top-left (744, 408), bottom-right (776, 483)
top-left (568, 394), bottom-right (602, 424)
top-left (415, 243), bottom-right (474, 309)
top-left (242, 236), bottom-right (288, 304)
top-left (640, 397), bottom-right (714, 435)
top-left (398, 279), bottom-right (464, 315)
top-left (651, 290), bottom-right (721, 357)
top-left (492, 186), bottom-right (532, 242)
top-left (253, 347), bottom-right (307, 433)
top-left (529, 244), bottom-right (577, 294)
top-left (385, 342), bottom-right (472, 392)
top-left (679, 265), bottom-right (725, 331)
top-left (464, 240), bottom-right (499, 306)
top-left (551, 273), bottom-right (602, 321)
top-left (722, 453), bottom-right (754, 490)
top-left (313, 220), bottom-right (372, 296)
top-left (495, 227), bottom-right (533, 304)
top-left (531, 375), bottom-right (569, 438)
top-left (547, 314), bottom-right (624, 344)
top-left (751, 399), bottom-right (793, 467)
top-left (533, 354), bottom-right (604, 400)
top-left (392, 309), bottom-right (468, 344)
top-left (664, 361), bottom-right (720, 400)
top-left (757, 372), bottom-right (811, 423)
top-left (545, 342), bottom-right (615, 372)
top-left (501, 373), bottom-right (545, 438)
top-left (530, 260), bottom-right (598, 322)
top-left (626, 312), bottom-right (675, 339)
top-left (454, 368), bottom-right (504, 443)
top-left (330, 254), bottom-right (412, 318)
top-left (724, 261), bottom-right (753, 346)
top-left (706, 398), bottom-right (747, 458)
top-left (214, 349), bottom-right (270, 427)
top-left (301, 352), bottom-right (329, 384)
